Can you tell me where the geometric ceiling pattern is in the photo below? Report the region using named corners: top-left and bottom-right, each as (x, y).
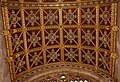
top-left (1, 0), bottom-right (118, 82)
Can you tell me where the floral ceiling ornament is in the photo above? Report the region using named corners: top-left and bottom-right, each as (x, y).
top-left (63, 9), bottom-right (77, 24)
top-left (99, 52), bottom-right (109, 69)
top-left (100, 7), bottom-right (111, 25)
top-left (28, 32), bottom-right (41, 47)
top-left (10, 10), bottom-right (21, 28)
top-left (47, 49), bottom-right (60, 62)
top-left (82, 29), bottom-right (95, 45)
top-left (25, 10), bottom-right (39, 26)
top-left (82, 50), bottom-right (95, 64)
top-left (44, 10), bottom-right (58, 25)
top-left (65, 48), bottom-right (78, 61)
top-left (64, 29), bottom-right (77, 44)
top-left (82, 8), bottom-right (95, 24)
top-left (46, 30), bottom-right (59, 44)
top-left (100, 31), bottom-right (110, 48)
top-left (16, 57), bottom-right (25, 72)
top-left (30, 52), bottom-right (43, 66)
top-left (12, 34), bottom-right (23, 51)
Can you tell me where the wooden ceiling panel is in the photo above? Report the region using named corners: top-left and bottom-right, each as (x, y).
top-left (1, 0), bottom-right (118, 82)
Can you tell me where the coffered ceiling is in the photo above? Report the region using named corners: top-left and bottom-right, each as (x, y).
top-left (1, 0), bottom-right (119, 82)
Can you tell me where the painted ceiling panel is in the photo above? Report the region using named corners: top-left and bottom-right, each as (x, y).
top-left (1, 0), bottom-right (118, 82)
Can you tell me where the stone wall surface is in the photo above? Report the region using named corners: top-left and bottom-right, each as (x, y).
top-left (0, 7), bottom-right (11, 82)
top-left (115, 2), bottom-right (120, 82)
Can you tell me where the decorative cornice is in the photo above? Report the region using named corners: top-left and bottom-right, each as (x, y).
top-left (0, 0), bottom-right (119, 8)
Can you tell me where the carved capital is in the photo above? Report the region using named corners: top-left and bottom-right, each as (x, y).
top-left (2, 29), bottom-right (9, 36)
top-left (111, 53), bottom-right (118, 59)
top-left (6, 57), bottom-right (13, 64)
top-left (112, 26), bottom-right (119, 32)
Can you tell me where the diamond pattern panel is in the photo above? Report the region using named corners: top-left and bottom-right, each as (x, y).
top-left (24, 9), bottom-right (41, 27)
top-left (62, 8), bottom-right (78, 25)
top-left (81, 7), bottom-right (96, 25)
top-left (99, 5), bottom-right (112, 26)
top-left (64, 48), bottom-right (79, 62)
top-left (14, 54), bottom-right (27, 75)
top-left (27, 30), bottom-right (42, 49)
top-left (81, 49), bottom-right (96, 65)
top-left (8, 9), bottom-right (22, 29)
top-left (63, 27), bottom-right (78, 45)
top-left (29, 50), bottom-right (44, 68)
top-left (45, 27), bottom-right (60, 46)
top-left (43, 9), bottom-right (59, 26)
top-left (98, 51), bottom-right (111, 71)
top-left (46, 48), bottom-right (61, 63)
top-left (81, 27), bottom-right (96, 47)
top-left (11, 32), bottom-right (24, 54)
top-left (99, 29), bottom-right (111, 50)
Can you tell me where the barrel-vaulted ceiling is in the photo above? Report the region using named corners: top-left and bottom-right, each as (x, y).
top-left (1, 0), bottom-right (119, 82)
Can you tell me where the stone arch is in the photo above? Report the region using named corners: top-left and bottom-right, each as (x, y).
top-left (16, 63), bottom-right (114, 82)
